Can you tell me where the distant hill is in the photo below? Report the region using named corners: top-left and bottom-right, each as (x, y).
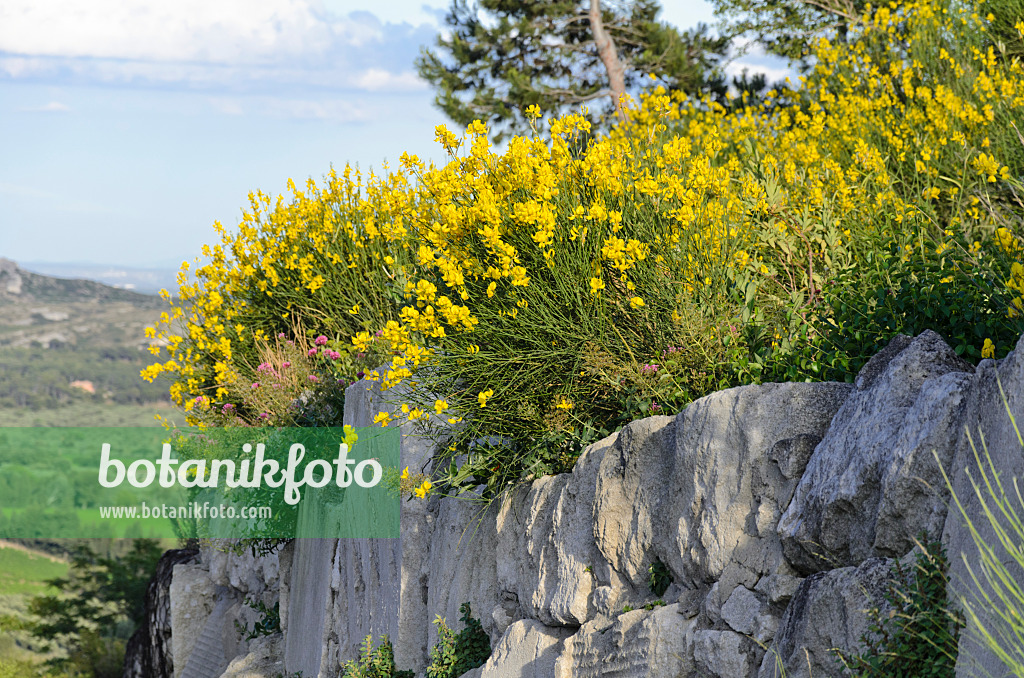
top-left (0, 259), bottom-right (178, 423)
top-left (0, 258), bottom-right (169, 351)
top-left (17, 261), bottom-right (180, 296)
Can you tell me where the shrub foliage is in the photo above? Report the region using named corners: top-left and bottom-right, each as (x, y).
top-left (146, 0), bottom-right (1024, 499)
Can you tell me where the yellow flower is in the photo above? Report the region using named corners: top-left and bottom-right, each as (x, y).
top-left (414, 479), bottom-right (432, 498)
top-left (589, 277), bottom-right (606, 295)
top-left (434, 399), bottom-right (449, 414)
top-left (629, 297), bottom-right (645, 309)
top-left (487, 282), bottom-right (497, 298)
top-left (373, 411), bottom-right (393, 426)
top-left (556, 397), bottom-right (573, 410)
top-left (478, 389), bottom-right (494, 407)
top-left (401, 466), bottom-right (410, 480)
top-left (525, 104), bottom-right (542, 119)
top-left (348, 304), bottom-right (360, 315)
top-left (982, 338), bottom-right (995, 359)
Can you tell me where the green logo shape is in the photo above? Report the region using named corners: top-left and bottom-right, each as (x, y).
top-left (0, 426), bottom-right (400, 539)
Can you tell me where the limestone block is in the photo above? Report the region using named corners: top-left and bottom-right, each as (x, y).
top-left (779, 331), bottom-right (973, 573)
top-left (759, 558), bottom-right (894, 678)
top-left (475, 619), bottom-right (573, 678)
top-left (554, 604), bottom-right (694, 678)
top-left (124, 548), bottom-right (198, 678)
top-left (592, 382), bottom-right (850, 606)
top-left (942, 332), bottom-right (1024, 678)
top-left (217, 634), bottom-right (284, 678)
top-left (721, 585), bottom-right (777, 644)
top-left (691, 629), bottom-right (755, 678)
top-left (170, 562), bottom-right (218, 678)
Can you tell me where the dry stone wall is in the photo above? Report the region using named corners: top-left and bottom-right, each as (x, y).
top-left (135, 329), bottom-right (1024, 678)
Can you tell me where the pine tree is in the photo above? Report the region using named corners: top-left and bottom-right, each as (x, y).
top-left (416, 0), bottom-right (729, 141)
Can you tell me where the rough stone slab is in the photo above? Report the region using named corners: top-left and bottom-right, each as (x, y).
top-left (315, 376), bottom-right (435, 675)
top-left (217, 634), bottom-right (284, 678)
top-left (179, 594), bottom-right (236, 678)
top-left (779, 331), bottom-right (973, 573)
top-left (426, 492), bottom-right (503, 650)
top-left (722, 585), bottom-right (777, 643)
top-left (283, 536), bottom-right (335, 677)
top-left (592, 382), bottom-right (850, 609)
top-left (759, 558), bottom-right (894, 678)
top-left (170, 562), bottom-right (218, 678)
top-left (554, 604), bottom-right (694, 678)
top-left (942, 332), bottom-right (1024, 678)
top-left (692, 629), bottom-right (755, 678)
top-left (475, 619), bottom-right (573, 678)
top-left (124, 548), bottom-right (198, 678)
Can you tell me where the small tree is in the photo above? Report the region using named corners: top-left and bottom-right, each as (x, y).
top-left (28, 540), bottom-right (163, 677)
top-left (416, 0), bottom-right (729, 140)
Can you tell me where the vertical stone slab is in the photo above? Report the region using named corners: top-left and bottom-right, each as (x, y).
top-left (943, 335), bottom-right (1024, 678)
top-left (170, 561), bottom-right (217, 678)
top-left (309, 376), bottom-right (434, 675)
top-left (283, 535), bottom-right (336, 676)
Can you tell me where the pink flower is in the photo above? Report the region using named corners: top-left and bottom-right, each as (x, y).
top-left (257, 362), bottom-right (272, 372)
top-left (222, 403), bottom-right (235, 412)
top-left (278, 332), bottom-right (286, 339)
top-left (308, 348), bottom-right (318, 357)
top-left (251, 382), bottom-right (260, 389)
top-left (641, 363), bottom-right (659, 375)
top-left (308, 375), bottom-right (319, 383)
top-left (282, 361), bottom-right (291, 369)
top-left (259, 412), bottom-right (270, 419)
top-left (327, 350), bottom-right (341, 360)
top-left (315, 335), bottom-right (328, 346)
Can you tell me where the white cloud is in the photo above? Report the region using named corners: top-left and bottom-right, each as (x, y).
top-left (0, 0), bottom-right (440, 96)
top-left (0, 0), bottom-right (330, 63)
top-left (352, 68), bottom-right (426, 92)
top-left (206, 94), bottom-right (370, 121)
top-left (17, 100), bottom-right (70, 112)
top-left (659, 0), bottom-right (717, 31)
top-left (723, 39), bottom-right (795, 86)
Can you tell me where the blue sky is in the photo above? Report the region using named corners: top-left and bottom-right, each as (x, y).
top-left (0, 0), bottom-right (785, 269)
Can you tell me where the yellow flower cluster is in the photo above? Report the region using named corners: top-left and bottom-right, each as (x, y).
top-left (143, 0), bottom-right (1021, 434)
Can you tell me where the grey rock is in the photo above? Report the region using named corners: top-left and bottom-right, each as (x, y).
top-left (475, 619), bottom-right (573, 678)
top-left (759, 558), bottom-right (894, 678)
top-left (554, 604), bottom-right (694, 678)
top-left (779, 331), bottom-right (973, 573)
top-left (629, 382), bottom-right (850, 607)
top-left (692, 629), bottom-right (755, 678)
top-left (943, 332), bottom-right (1024, 678)
top-left (170, 562), bottom-right (218, 678)
top-left (754, 574), bottom-right (803, 606)
top-left (124, 548), bottom-right (198, 678)
top-left (217, 634), bottom-right (284, 678)
top-left (722, 585), bottom-right (777, 643)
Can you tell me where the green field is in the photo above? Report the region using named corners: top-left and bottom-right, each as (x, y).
top-left (0, 402), bottom-right (173, 427)
top-left (0, 547), bottom-right (67, 597)
top-left (0, 545), bottom-right (69, 669)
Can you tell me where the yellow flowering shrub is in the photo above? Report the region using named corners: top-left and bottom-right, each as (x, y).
top-left (146, 0), bottom-right (1023, 495)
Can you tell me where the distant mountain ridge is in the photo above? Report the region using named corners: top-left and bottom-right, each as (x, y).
top-left (0, 258), bottom-right (165, 306)
top-left (0, 258), bottom-right (169, 350)
top-left (11, 260), bottom-right (180, 297)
